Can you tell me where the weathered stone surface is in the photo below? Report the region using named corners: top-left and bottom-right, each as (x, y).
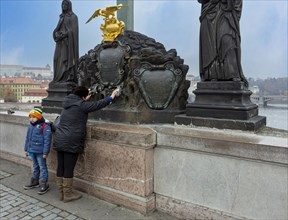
top-left (73, 179), bottom-right (156, 214)
top-left (42, 82), bottom-right (76, 113)
top-left (74, 140), bottom-right (153, 197)
top-left (77, 30), bottom-right (190, 124)
top-left (0, 151), bottom-right (31, 168)
top-left (89, 122), bottom-right (156, 148)
top-left (153, 125), bottom-right (288, 164)
top-left (1, 113), bottom-right (287, 219)
top-left (154, 147), bottom-right (287, 220)
top-left (90, 108), bottom-right (186, 124)
top-left (179, 81), bottom-right (266, 131)
top-left (175, 115), bottom-right (266, 132)
top-left (153, 124), bottom-right (288, 220)
top-left (156, 195), bottom-right (247, 220)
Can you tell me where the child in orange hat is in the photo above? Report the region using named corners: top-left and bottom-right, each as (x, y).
top-left (24, 107), bottom-right (51, 195)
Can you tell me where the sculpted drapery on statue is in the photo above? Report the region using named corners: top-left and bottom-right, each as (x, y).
top-left (53, 0), bottom-right (79, 83)
top-left (198, 0), bottom-right (248, 87)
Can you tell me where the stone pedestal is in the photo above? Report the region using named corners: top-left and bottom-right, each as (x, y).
top-left (47, 122), bottom-right (156, 214)
top-left (175, 81), bottom-right (266, 131)
top-left (89, 107), bottom-right (185, 124)
top-left (42, 82), bottom-right (76, 113)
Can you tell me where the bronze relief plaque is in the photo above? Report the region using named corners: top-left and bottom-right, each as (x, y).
top-left (134, 62), bottom-right (183, 109)
top-left (97, 41), bottom-right (130, 87)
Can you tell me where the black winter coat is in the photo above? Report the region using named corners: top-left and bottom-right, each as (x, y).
top-left (54, 94), bottom-right (111, 153)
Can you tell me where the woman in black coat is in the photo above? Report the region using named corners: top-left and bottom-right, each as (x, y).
top-left (54, 86), bottom-right (118, 202)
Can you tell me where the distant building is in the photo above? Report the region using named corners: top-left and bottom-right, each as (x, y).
top-left (0, 64), bottom-right (53, 79)
top-left (0, 65), bottom-right (23, 77)
top-left (39, 81), bottom-right (49, 89)
top-left (21, 88), bottom-right (48, 103)
top-left (0, 77), bottom-right (42, 102)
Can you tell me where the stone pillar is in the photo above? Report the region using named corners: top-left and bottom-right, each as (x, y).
top-left (42, 82), bottom-right (75, 114)
top-left (117, 0), bottom-right (134, 31)
top-left (47, 122), bottom-right (156, 214)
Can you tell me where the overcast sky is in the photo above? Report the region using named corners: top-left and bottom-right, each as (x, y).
top-left (0, 0), bottom-right (287, 79)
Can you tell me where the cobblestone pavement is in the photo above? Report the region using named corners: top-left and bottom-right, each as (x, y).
top-left (0, 159), bottom-right (179, 220)
top-left (0, 177), bottom-right (83, 219)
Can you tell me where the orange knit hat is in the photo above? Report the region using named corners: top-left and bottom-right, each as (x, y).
top-left (29, 107), bottom-right (43, 119)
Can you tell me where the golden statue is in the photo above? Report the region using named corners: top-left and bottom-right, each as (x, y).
top-left (86, 4), bottom-right (125, 42)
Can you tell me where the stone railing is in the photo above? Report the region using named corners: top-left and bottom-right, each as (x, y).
top-left (0, 113), bottom-right (287, 219)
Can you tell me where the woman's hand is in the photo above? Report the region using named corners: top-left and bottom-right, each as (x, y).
top-left (111, 88), bottom-right (120, 99)
top-left (85, 93), bottom-right (93, 101)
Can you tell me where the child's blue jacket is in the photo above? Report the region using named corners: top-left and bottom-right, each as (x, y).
top-left (24, 117), bottom-right (52, 155)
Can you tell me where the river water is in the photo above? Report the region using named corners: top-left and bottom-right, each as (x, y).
top-left (259, 104), bottom-right (288, 131)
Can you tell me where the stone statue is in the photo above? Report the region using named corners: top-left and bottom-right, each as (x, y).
top-left (198, 0), bottom-right (248, 87)
top-left (53, 0), bottom-right (79, 83)
top-left (77, 30), bottom-right (189, 123)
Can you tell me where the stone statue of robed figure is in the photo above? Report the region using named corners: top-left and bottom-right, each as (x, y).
top-left (175, 0), bottom-right (266, 131)
top-left (42, 0), bottom-right (79, 113)
top-left (53, 0), bottom-right (79, 83)
top-left (198, 0), bottom-right (248, 87)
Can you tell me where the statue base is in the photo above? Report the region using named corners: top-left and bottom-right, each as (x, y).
top-left (42, 81), bottom-right (76, 113)
top-left (175, 81), bottom-right (266, 131)
top-left (89, 107), bottom-right (185, 124)
top-left (175, 115), bottom-right (266, 131)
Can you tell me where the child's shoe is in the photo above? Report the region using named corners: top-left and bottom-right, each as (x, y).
top-left (23, 178), bottom-right (39, 190)
top-left (38, 182), bottom-right (50, 195)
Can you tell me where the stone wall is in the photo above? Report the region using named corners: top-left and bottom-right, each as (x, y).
top-left (48, 121), bottom-right (156, 213)
top-left (152, 126), bottom-right (288, 219)
top-left (0, 113), bottom-right (155, 214)
top-left (0, 113), bottom-right (287, 219)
